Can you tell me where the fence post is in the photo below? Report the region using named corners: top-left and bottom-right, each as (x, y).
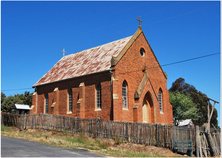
top-left (142, 123), bottom-right (145, 144)
top-left (172, 126), bottom-right (174, 149)
top-left (23, 114), bottom-right (26, 130)
top-left (40, 113), bottom-right (43, 129)
top-left (50, 114), bottom-right (52, 129)
top-left (156, 123), bottom-right (159, 147)
top-left (195, 125), bottom-right (199, 157)
top-left (122, 122), bottom-right (124, 142)
top-left (36, 114), bottom-right (38, 129)
top-left (56, 115), bottom-right (59, 131)
top-left (96, 118), bottom-right (100, 138)
top-left (75, 116), bottom-right (77, 133)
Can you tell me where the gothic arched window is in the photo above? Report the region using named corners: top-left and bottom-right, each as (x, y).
top-left (159, 89), bottom-right (163, 112)
top-left (68, 88), bottom-right (72, 112)
top-left (96, 83), bottom-right (101, 109)
top-left (122, 81), bottom-right (128, 109)
top-left (45, 93), bottom-right (48, 114)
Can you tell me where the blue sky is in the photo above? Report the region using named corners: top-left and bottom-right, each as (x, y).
top-left (1, 1), bottom-right (221, 127)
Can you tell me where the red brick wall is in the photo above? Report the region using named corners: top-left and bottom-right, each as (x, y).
top-left (31, 31), bottom-right (173, 125)
top-left (112, 32), bottom-right (173, 124)
top-left (31, 71), bottom-right (112, 120)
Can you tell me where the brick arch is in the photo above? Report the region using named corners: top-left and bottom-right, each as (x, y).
top-left (142, 91), bottom-right (155, 123)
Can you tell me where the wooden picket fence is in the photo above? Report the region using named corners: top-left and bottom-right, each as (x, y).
top-left (198, 128), bottom-right (221, 157)
top-left (1, 112), bottom-right (197, 150)
top-left (2, 112), bottom-right (221, 156)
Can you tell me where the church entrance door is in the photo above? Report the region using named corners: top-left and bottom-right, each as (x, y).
top-left (142, 91), bottom-right (155, 123)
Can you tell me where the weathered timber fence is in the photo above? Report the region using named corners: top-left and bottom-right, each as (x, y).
top-left (1, 112), bottom-right (21, 128)
top-left (198, 130), bottom-right (221, 156)
top-left (2, 113), bottom-right (198, 152)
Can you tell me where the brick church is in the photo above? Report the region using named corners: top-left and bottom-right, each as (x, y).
top-left (31, 23), bottom-right (173, 124)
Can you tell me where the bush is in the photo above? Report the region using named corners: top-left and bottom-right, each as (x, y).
top-left (114, 137), bottom-right (121, 145)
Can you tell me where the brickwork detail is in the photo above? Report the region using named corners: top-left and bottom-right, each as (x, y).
top-left (30, 29), bottom-right (173, 125)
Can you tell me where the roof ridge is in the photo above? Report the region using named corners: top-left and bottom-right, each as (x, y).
top-left (64, 35), bottom-right (133, 58)
top-left (33, 34), bottom-right (133, 87)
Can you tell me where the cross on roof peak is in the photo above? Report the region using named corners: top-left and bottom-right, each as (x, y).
top-left (137, 16), bottom-right (143, 29)
top-left (61, 48), bottom-right (66, 57)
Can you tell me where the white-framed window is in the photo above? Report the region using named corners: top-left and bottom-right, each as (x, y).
top-left (96, 83), bottom-right (101, 109)
top-left (159, 89), bottom-right (163, 112)
top-left (122, 81), bottom-right (128, 109)
top-left (45, 93), bottom-right (48, 114)
top-left (68, 88), bottom-right (72, 112)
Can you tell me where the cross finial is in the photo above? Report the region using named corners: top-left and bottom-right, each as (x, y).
top-left (137, 16), bottom-right (143, 29)
top-left (61, 48), bottom-right (66, 57)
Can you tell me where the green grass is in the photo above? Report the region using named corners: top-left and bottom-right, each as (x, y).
top-left (1, 125), bottom-right (14, 132)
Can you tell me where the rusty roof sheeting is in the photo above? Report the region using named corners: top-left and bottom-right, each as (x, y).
top-left (34, 36), bottom-right (132, 87)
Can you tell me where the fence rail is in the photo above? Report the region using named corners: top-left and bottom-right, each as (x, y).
top-left (2, 112), bottom-right (214, 154)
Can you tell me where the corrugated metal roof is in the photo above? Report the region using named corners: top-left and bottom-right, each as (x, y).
top-left (34, 36), bottom-right (132, 87)
top-left (178, 119), bottom-right (192, 126)
top-left (15, 104), bottom-right (30, 110)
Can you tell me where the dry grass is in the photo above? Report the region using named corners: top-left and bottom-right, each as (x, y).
top-left (1, 125), bottom-right (182, 157)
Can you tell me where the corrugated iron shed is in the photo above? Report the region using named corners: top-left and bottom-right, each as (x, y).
top-left (34, 36), bottom-right (132, 87)
top-left (178, 119), bottom-right (192, 126)
top-left (15, 104), bottom-right (30, 110)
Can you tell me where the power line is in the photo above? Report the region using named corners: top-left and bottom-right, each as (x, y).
top-left (142, 3), bottom-right (219, 27)
top-left (1, 88), bottom-right (34, 92)
top-left (161, 52), bottom-right (220, 67)
top-left (117, 52), bottom-right (220, 75)
top-left (2, 52), bottom-right (219, 92)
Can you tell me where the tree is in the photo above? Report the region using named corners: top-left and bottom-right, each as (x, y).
top-left (169, 92), bottom-right (200, 125)
top-left (169, 77), bottom-right (218, 127)
top-left (1, 96), bottom-right (23, 113)
top-left (23, 91), bottom-right (33, 106)
top-left (1, 91), bottom-right (33, 113)
top-left (1, 92), bottom-right (6, 104)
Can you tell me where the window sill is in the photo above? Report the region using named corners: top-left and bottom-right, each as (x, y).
top-left (67, 111), bottom-right (72, 114)
top-left (160, 111), bottom-right (164, 114)
top-left (95, 108), bottom-right (102, 111)
top-left (122, 108), bottom-right (129, 110)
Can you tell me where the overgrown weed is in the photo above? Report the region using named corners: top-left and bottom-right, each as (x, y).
top-left (114, 136), bottom-right (121, 145)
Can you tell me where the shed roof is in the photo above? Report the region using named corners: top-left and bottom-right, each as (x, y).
top-left (178, 119), bottom-right (192, 126)
top-left (14, 104), bottom-right (31, 110)
top-left (33, 35), bottom-right (132, 87)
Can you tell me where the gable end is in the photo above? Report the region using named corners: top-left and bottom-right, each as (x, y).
top-left (111, 29), bottom-right (142, 67)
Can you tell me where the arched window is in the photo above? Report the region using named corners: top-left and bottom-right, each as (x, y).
top-left (122, 81), bottom-right (128, 109)
top-left (96, 83), bottom-right (101, 109)
top-left (68, 88), bottom-right (72, 112)
top-left (159, 89), bottom-right (163, 112)
top-left (140, 48), bottom-right (145, 57)
top-left (45, 93), bottom-right (48, 114)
